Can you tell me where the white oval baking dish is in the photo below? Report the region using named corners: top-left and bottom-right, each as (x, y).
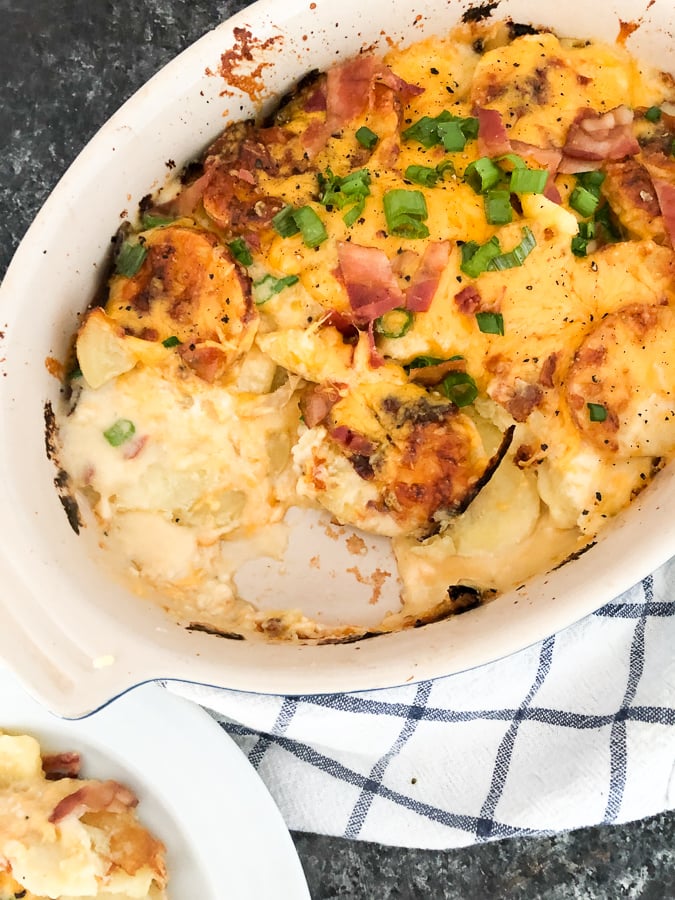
top-left (0, 0), bottom-right (673, 717)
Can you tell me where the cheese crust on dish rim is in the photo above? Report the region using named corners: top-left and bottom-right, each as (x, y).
top-left (53, 18), bottom-right (675, 641)
top-left (0, 732), bottom-right (167, 900)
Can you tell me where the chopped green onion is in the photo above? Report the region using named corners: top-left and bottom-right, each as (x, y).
top-left (374, 308), bottom-right (414, 338)
top-left (440, 371), bottom-right (478, 407)
top-left (484, 189), bottom-right (513, 225)
top-left (141, 212), bottom-right (175, 229)
top-left (162, 335), bottom-right (181, 348)
top-left (228, 237), bottom-right (253, 266)
top-left (326, 168), bottom-right (371, 205)
top-left (355, 125), bottom-right (379, 149)
top-left (402, 114), bottom-right (442, 148)
top-left (272, 205), bottom-right (327, 248)
top-left (570, 185), bottom-right (600, 217)
top-left (475, 311), bottom-right (504, 335)
top-left (405, 164), bottom-right (440, 187)
top-left (571, 220), bottom-right (596, 257)
top-left (402, 111), bottom-right (478, 149)
top-left (318, 168), bottom-right (371, 225)
top-left (253, 273), bottom-right (299, 304)
top-left (460, 236), bottom-right (502, 277)
top-left (383, 189), bottom-right (429, 239)
top-left (464, 157), bottom-right (502, 194)
top-left (587, 402), bottom-right (608, 422)
top-left (272, 205), bottom-right (301, 238)
top-left (436, 159), bottom-right (456, 180)
top-left (577, 170), bottom-right (606, 195)
top-left (405, 353), bottom-right (464, 371)
top-left (437, 120), bottom-right (468, 152)
top-left (645, 105), bottom-right (662, 122)
top-left (509, 167), bottom-right (548, 194)
top-left (292, 205), bottom-right (328, 248)
top-left (115, 241), bottom-right (147, 277)
top-left (487, 226), bottom-right (536, 271)
top-left (495, 153), bottom-right (526, 170)
top-left (406, 355), bottom-right (445, 369)
top-left (343, 199), bottom-right (366, 227)
top-left (103, 419), bottom-right (136, 447)
top-left (68, 364), bottom-right (83, 381)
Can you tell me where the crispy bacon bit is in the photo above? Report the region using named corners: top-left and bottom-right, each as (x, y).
top-left (329, 425), bottom-right (377, 457)
top-left (42, 752), bottom-right (81, 780)
top-left (476, 107), bottom-right (512, 157)
top-left (165, 171), bottom-right (211, 217)
top-left (651, 178), bottom-right (675, 247)
top-left (543, 174), bottom-right (562, 204)
top-left (406, 241), bottom-right (450, 312)
top-left (123, 434), bottom-right (149, 460)
top-left (337, 241), bottom-right (405, 324)
top-left (492, 379), bottom-right (543, 422)
top-left (539, 352), bottom-right (559, 388)
top-left (300, 383), bottom-right (344, 427)
top-left (506, 382), bottom-right (543, 422)
top-left (559, 106), bottom-right (639, 171)
top-left (49, 780), bottom-right (138, 824)
top-left (178, 344), bottom-right (229, 382)
top-left (322, 309), bottom-right (360, 340)
top-left (510, 140), bottom-right (563, 173)
top-left (303, 84), bottom-right (327, 112)
top-left (514, 444), bottom-right (535, 468)
top-left (454, 285), bottom-right (483, 315)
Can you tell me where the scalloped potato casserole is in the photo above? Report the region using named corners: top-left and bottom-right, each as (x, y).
top-left (53, 17), bottom-right (675, 640)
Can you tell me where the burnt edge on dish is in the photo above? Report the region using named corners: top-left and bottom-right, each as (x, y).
top-left (551, 540), bottom-right (598, 571)
top-left (186, 622), bottom-right (246, 640)
top-left (44, 400), bottom-right (81, 535)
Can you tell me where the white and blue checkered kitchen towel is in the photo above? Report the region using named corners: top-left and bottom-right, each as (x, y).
top-left (168, 560), bottom-right (675, 849)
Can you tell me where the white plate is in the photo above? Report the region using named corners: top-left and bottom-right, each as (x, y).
top-left (0, 667), bottom-right (310, 900)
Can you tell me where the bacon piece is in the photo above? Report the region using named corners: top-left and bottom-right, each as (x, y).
top-left (543, 173), bottom-right (562, 204)
top-left (506, 382), bottom-right (543, 423)
top-left (539, 352), bottom-right (559, 388)
top-left (165, 171), bottom-right (211, 217)
top-left (303, 84), bottom-right (327, 112)
top-left (510, 140), bottom-right (563, 173)
top-left (651, 178), bottom-right (675, 248)
top-left (476, 107), bottom-right (512, 157)
top-left (336, 242), bottom-right (405, 324)
top-left (560, 106), bottom-right (639, 170)
top-left (329, 425), bottom-right (377, 457)
top-left (454, 285), bottom-right (482, 314)
top-left (42, 752), bottom-right (81, 780)
top-left (303, 56), bottom-right (423, 157)
top-left (405, 241), bottom-right (450, 312)
top-left (178, 344), bottom-right (229, 382)
top-left (49, 780), bottom-right (138, 824)
top-left (300, 383), bottom-right (344, 427)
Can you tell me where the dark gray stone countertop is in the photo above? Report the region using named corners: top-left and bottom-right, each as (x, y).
top-left (1, 1), bottom-right (674, 896)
